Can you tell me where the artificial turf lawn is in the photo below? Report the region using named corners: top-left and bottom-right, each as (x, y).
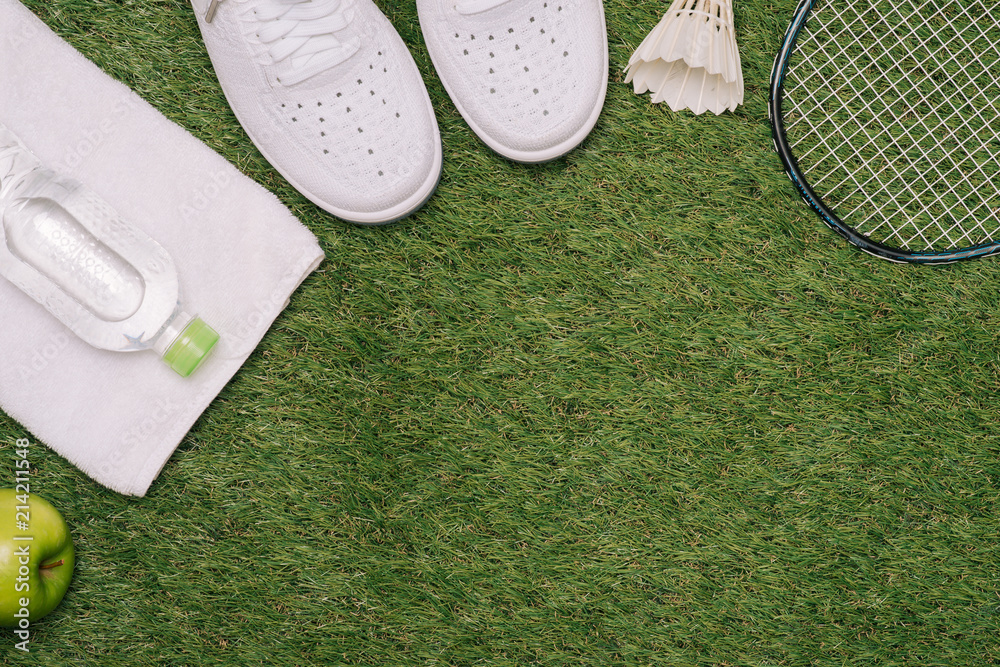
top-left (2, 0), bottom-right (1000, 664)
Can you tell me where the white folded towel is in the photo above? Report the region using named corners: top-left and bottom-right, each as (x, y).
top-left (0, 1), bottom-right (325, 496)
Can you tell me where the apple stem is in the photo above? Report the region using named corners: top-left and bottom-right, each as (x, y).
top-left (39, 559), bottom-right (64, 570)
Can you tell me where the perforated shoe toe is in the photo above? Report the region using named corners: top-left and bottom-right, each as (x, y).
top-left (417, 0), bottom-right (608, 163)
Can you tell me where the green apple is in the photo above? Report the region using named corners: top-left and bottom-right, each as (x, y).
top-left (0, 489), bottom-right (74, 627)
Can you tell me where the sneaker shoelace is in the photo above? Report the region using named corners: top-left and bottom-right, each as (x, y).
top-left (206, 0), bottom-right (361, 86)
top-left (454, 0), bottom-right (514, 15)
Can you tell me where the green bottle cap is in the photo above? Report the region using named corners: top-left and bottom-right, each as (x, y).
top-left (162, 317), bottom-right (219, 377)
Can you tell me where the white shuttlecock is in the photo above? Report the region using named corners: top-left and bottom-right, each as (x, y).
top-left (625, 0), bottom-right (744, 115)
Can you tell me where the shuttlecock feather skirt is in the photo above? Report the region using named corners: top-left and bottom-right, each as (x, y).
top-left (625, 0), bottom-right (744, 115)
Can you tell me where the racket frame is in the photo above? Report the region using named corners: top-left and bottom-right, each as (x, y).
top-left (767, 0), bottom-right (1000, 265)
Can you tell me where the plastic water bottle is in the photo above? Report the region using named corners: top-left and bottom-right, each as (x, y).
top-left (0, 123), bottom-right (218, 376)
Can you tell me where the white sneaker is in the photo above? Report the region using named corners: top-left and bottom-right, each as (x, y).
top-left (192, 0), bottom-right (442, 225)
top-left (417, 0), bottom-right (608, 163)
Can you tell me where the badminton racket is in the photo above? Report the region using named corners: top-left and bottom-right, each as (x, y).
top-left (769, 0), bottom-right (1000, 264)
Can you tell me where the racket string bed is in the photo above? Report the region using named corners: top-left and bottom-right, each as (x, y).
top-left (770, 0), bottom-right (1000, 262)
top-left (791, 2), bottom-right (1000, 248)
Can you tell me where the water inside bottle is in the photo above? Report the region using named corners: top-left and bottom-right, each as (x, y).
top-left (2, 196), bottom-right (145, 322)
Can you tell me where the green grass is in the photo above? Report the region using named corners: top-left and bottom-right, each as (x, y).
top-left (4, 0), bottom-right (1000, 664)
